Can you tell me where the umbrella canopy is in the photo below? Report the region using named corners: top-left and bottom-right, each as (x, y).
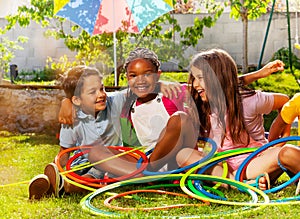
top-left (54, 0), bottom-right (174, 85)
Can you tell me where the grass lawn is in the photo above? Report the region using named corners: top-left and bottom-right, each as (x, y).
top-left (1, 131), bottom-right (300, 218)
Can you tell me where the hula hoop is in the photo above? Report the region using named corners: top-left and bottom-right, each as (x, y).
top-left (188, 148), bottom-right (257, 201)
top-left (235, 136), bottom-right (300, 194)
top-left (66, 146), bottom-right (148, 183)
top-left (212, 161), bottom-right (229, 189)
top-left (176, 147), bottom-right (270, 206)
top-left (136, 137), bottom-right (217, 175)
top-left (80, 174), bottom-right (265, 218)
top-left (182, 146), bottom-right (300, 206)
top-left (56, 146), bottom-right (105, 188)
top-left (103, 189), bottom-right (207, 211)
top-left (141, 182), bottom-right (225, 199)
top-left (181, 174), bottom-right (269, 206)
top-left (55, 145), bottom-right (148, 187)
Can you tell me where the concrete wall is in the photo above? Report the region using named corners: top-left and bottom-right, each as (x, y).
top-left (172, 12), bottom-right (295, 65)
top-left (1, 12), bottom-right (299, 72)
top-left (1, 20), bottom-right (76, 72)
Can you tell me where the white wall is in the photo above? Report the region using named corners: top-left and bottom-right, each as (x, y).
top-left (1, 12), bottom-right (299, 72)
top-left (0, 0), bottom-right (30, 17)
top-left (174, 12), bottom-right (296, 65)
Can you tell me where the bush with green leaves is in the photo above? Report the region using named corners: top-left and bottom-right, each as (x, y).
top-left (16, 68), bottom-right (57, 82)
top-left (270, 47), bottom-right (300, 69)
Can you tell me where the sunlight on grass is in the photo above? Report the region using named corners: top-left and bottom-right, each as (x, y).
top-left (1, 131), bottom-right (300, 218)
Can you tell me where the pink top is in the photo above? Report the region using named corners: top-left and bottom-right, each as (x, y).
top-left (210, 113), bottom-right (263, 172)
top-left (242, 90), bottom-right (274, 144)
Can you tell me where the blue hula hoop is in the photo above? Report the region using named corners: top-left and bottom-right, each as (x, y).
top-left (136, 137), bottom-right (217, 175)
top-left (192, 148), bottom-right (257, 201)
top-left (235, 136), bottom-right (300, 194)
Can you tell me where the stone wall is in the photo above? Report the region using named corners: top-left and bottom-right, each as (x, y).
top-left (0, 86), bottom-right (64, 134)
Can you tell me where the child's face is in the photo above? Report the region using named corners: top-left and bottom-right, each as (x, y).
top-left (73, 75), bottom-right (107, 115)
top-left (126, 58), bottom-right (160, 99)
top-left (191, 66), bottom-right (207, 102)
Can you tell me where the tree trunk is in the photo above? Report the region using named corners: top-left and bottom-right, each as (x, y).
top-left (242, 16), bottom-right (248, 74)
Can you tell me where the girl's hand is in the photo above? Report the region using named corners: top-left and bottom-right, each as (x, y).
top-left (160, 81), bottom-right (182, 99)
top-left (259, 60), bottom-right (285, 78)
top-left (58, 98), bottom-right (74, 125)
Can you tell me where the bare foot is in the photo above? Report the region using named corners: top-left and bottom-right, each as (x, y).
top-left (245, 172), bottom-right (270, 191)
top-left (257, 175), bottom-right (268, 190)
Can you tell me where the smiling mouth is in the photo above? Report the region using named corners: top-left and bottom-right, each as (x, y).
top-left (96, 99), bottom-right (105, 104)
top-left (135, 85), bottom-right (149, 92)
top-left (197, 89), bottom-right (204, 94)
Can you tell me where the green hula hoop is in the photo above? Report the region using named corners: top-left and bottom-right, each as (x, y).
top-left (80, 174), bottom-right (263, 218)
top-left (180, 148), bottom-right (270, 206)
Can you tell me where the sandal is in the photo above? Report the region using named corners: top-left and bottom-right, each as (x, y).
top-left (244, 172), bottom-right (270, 191)
top-left (28, 174), bottom-right (50, 200)
top-left (44, 163), bottom-right (63, 197)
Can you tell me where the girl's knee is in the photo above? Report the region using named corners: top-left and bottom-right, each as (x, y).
top-left (278, 145), bottom-right (298, 165)
top-left (176, 148), bottom-right (192, 166)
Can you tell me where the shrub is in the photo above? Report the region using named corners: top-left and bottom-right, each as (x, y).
top-left (270, 47), bottom-right (300, 69)
top-left (16, 68), bottom-right (57, 82)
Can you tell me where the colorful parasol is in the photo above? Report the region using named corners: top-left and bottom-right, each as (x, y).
top-left (54, 0), bottom-right (174, 85)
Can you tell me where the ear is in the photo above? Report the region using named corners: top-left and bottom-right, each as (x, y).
top-left (156, 70), bottom-right (162, 81)
top-left (72, 96), bottom-right (81, 107)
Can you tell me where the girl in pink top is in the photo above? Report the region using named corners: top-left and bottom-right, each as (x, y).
top-left (176, 49), bottom-right (288, 190)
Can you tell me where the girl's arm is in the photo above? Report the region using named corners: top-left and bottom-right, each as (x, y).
top-left (268, 113), bottom-right (290, 143)
top-left (239, 60), bottom-right (284, 85)
top-left (271, 93), bottom-right (289, 111)
top-left (268, 93), bottom-right (291, 145)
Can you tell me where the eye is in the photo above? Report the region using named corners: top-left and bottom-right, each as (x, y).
top-left (89, 90), bottom-right (97, 95)
top-left (197, 75), bottom-right (204, 80)
top-left (128, 73), bottom-right (136, 78)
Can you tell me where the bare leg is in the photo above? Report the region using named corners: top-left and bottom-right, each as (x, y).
top-left (88, 145), bottom-right (139, 177)
top-left (176, 147), bottom-right (234, 189)
top-left (278, 144), bottom-right (300, 174)
top-left (64, 174), bottom-right (93, 194)
top-left (147, 112), bottom-right (198, 171)
top-left (176, 147), bottom-right (204, 167)
top-left (245, 146), bottom-right (283, 186)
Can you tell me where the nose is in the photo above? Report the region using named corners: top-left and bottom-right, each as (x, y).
top-left (135, 74), bottom-right (146, 83)
top-left (96, 90), bottom-right (106, 97)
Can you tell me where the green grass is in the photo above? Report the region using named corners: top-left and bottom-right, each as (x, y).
top-left (1, 131), bottom-right (300, 218)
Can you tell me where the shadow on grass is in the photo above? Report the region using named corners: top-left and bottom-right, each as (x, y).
top-left (0, 131), bottom-right (58, 148)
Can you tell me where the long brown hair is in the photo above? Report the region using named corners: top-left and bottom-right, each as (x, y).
top-left (188, 49), bottom-right (250, 146)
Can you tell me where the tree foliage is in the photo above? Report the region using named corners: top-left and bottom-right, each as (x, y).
top-left (2, 0), bottom-right (223, 84)
top-left (229, 0), bottom-right (270, 73)
top-left (0, 32), bottom-right (27, 83)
